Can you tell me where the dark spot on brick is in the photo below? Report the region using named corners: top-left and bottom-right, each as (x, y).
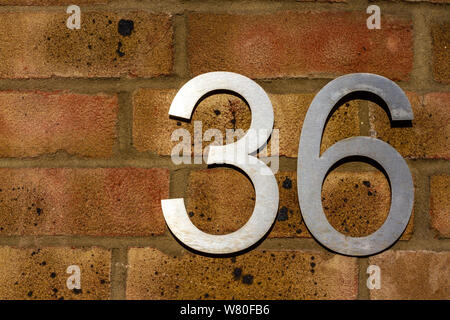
top-left (368, 191), bottom-right (373, 196)
top-left (188, 211), bottom-right (194, 217)
top-left (296, 229), bottom-right (302, 234)
top-left (118, 19), bottom-right (134, 36)
top-left (73, 288), bottom-right (82, 295)
top-left (204, 293), bottom-right (209, 298)
top-left (363, 181), bottom-right (371, 188)
top-left (277, 206), bottom-right (289, 221)
top-left (242, 274), bottom-right (254, 285)
top-left (176, 121), bottom-right (182, 126)
top-left (52, 288), bottom-right (58, 293)
top-left (88, 44), bottom-right (92, 49)
top-left (282, 177), bottom-right (292, 189)
top-left (50, 272), bottom-right (56, 278)
top-left (214, 109), bottom-right (221, 115)
top-left (355, 184), bottom-right (359, 188)
top-left (27, 291), bottom-right (33, 297)
top-left (116, 41), bottom-right (125, 57)
top-left (310, 262), bottom-right (316, 268)
top-left (231, 257), bottom-right (236, 263)
top-left (310, 269), bottom-right (315, 274)
top-left (100, 279), bottom-right (106, 284)
top-left (233, 267), bottom-right (242, 280)
top-left (36, 208), bottom-right (42, 215)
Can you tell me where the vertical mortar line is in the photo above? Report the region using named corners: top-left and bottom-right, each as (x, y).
top-left (410, 7), bottom-right (432, 91)
top-left (117, 91), bottom-right (134, 157)
top-left (173, 12), bottom-right (189, 78)
top-left (170, 167), bottom-right (192, 199)
top-left (357, 257), bottom-right (370, 300)
top-left (359, 100), bottom-right (370, 137)
top-left (110, 247), bottom-right (128, 300)
top-left (410, 167), bottom-right (433, 242)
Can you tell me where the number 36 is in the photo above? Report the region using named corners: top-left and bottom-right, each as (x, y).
top-left (161, 72), bottom-right (414, 257)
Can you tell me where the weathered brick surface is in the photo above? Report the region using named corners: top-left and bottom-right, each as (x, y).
top-left (432, 23), bottom-right (450, 84)
top-left (430, 174), bottom-right (450, 238)
top-left (369, 250), bottom-right (450, 300)
top-left (0, 247), bottom-right (110, 300)
top-left (0, 91), bottom-right (118, 158)
top-left (185, 169), bottom-right (413, 239)
top-left (0, 12), bottom-right (173, 78)
top-left (0, 168), bottom-right (169, 236)
top-left (405, 0), bottom-right (450, 3)
top-left (0, 0), bottom-right (447, 302)
top-left (187, 12), bottom-right (413, 80)
top-left (132, 89), bottom-right (359, 158)
top-left (322, 171), bottom-right (414, 239)
top-left (126, 248), bottom-right (358, 300)
top-left (0, 0), bottom-right (107, 4)
top-left (369, 92), bottom-right (450, 159)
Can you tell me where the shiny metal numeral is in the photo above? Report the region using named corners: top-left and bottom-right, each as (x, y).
top-left (162, 72), bottom-right (279, 254)
top-left (297, 73), bottom-right (414, 256)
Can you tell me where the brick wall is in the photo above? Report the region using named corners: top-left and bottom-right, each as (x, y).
top-left (0, 0), bottom-right (448, 300)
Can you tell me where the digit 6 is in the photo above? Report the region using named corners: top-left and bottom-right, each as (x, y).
top-left (297, 73), bottom-right (414, 256)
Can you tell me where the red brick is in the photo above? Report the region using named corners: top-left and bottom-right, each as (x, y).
top-left (430, 174), bottom-right (450, 238)
top-left (126, 248), bottom-right (358, 300)
top-left (369, 92), bottom-right (450, 159)
top-left (0, 11), bottom-right (173, 78)
top-left (369, 250), bottom-right (450, 299)
top-left (0, 91), bottom-right (118, 158)
top-left (132, 89), bottom-right (360, 158)
top-left (0, 247), bottom-right (110, 300)
top-left (0, 168), bottom-right (169, 236)
top-left (187, 12), bottom-right (413, 80)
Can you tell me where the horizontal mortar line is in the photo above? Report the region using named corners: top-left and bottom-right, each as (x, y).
top-left (390, 238), bottom-right (450, 251)
top-left (260, 237), bottom-right (450, 252)
top-left (0, 1), bottom-right (448, 20)
top-left (0, 78), bottom-right (448, 95)
top-left (406, 160), bottom-right (450, 174)
top-left (0, 1), bottom-right (415, 14)
top-left (0, 157), bottom-right (448, 171)
top-left (0, 77), bottom-right (333, 93)
top-left (0, 235), bottom-right (447, 253)
top-left (0, 157), bottom-right (177, 168)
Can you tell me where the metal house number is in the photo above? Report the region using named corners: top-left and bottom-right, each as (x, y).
top-left (161, 72), bottom-right (414, 257)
